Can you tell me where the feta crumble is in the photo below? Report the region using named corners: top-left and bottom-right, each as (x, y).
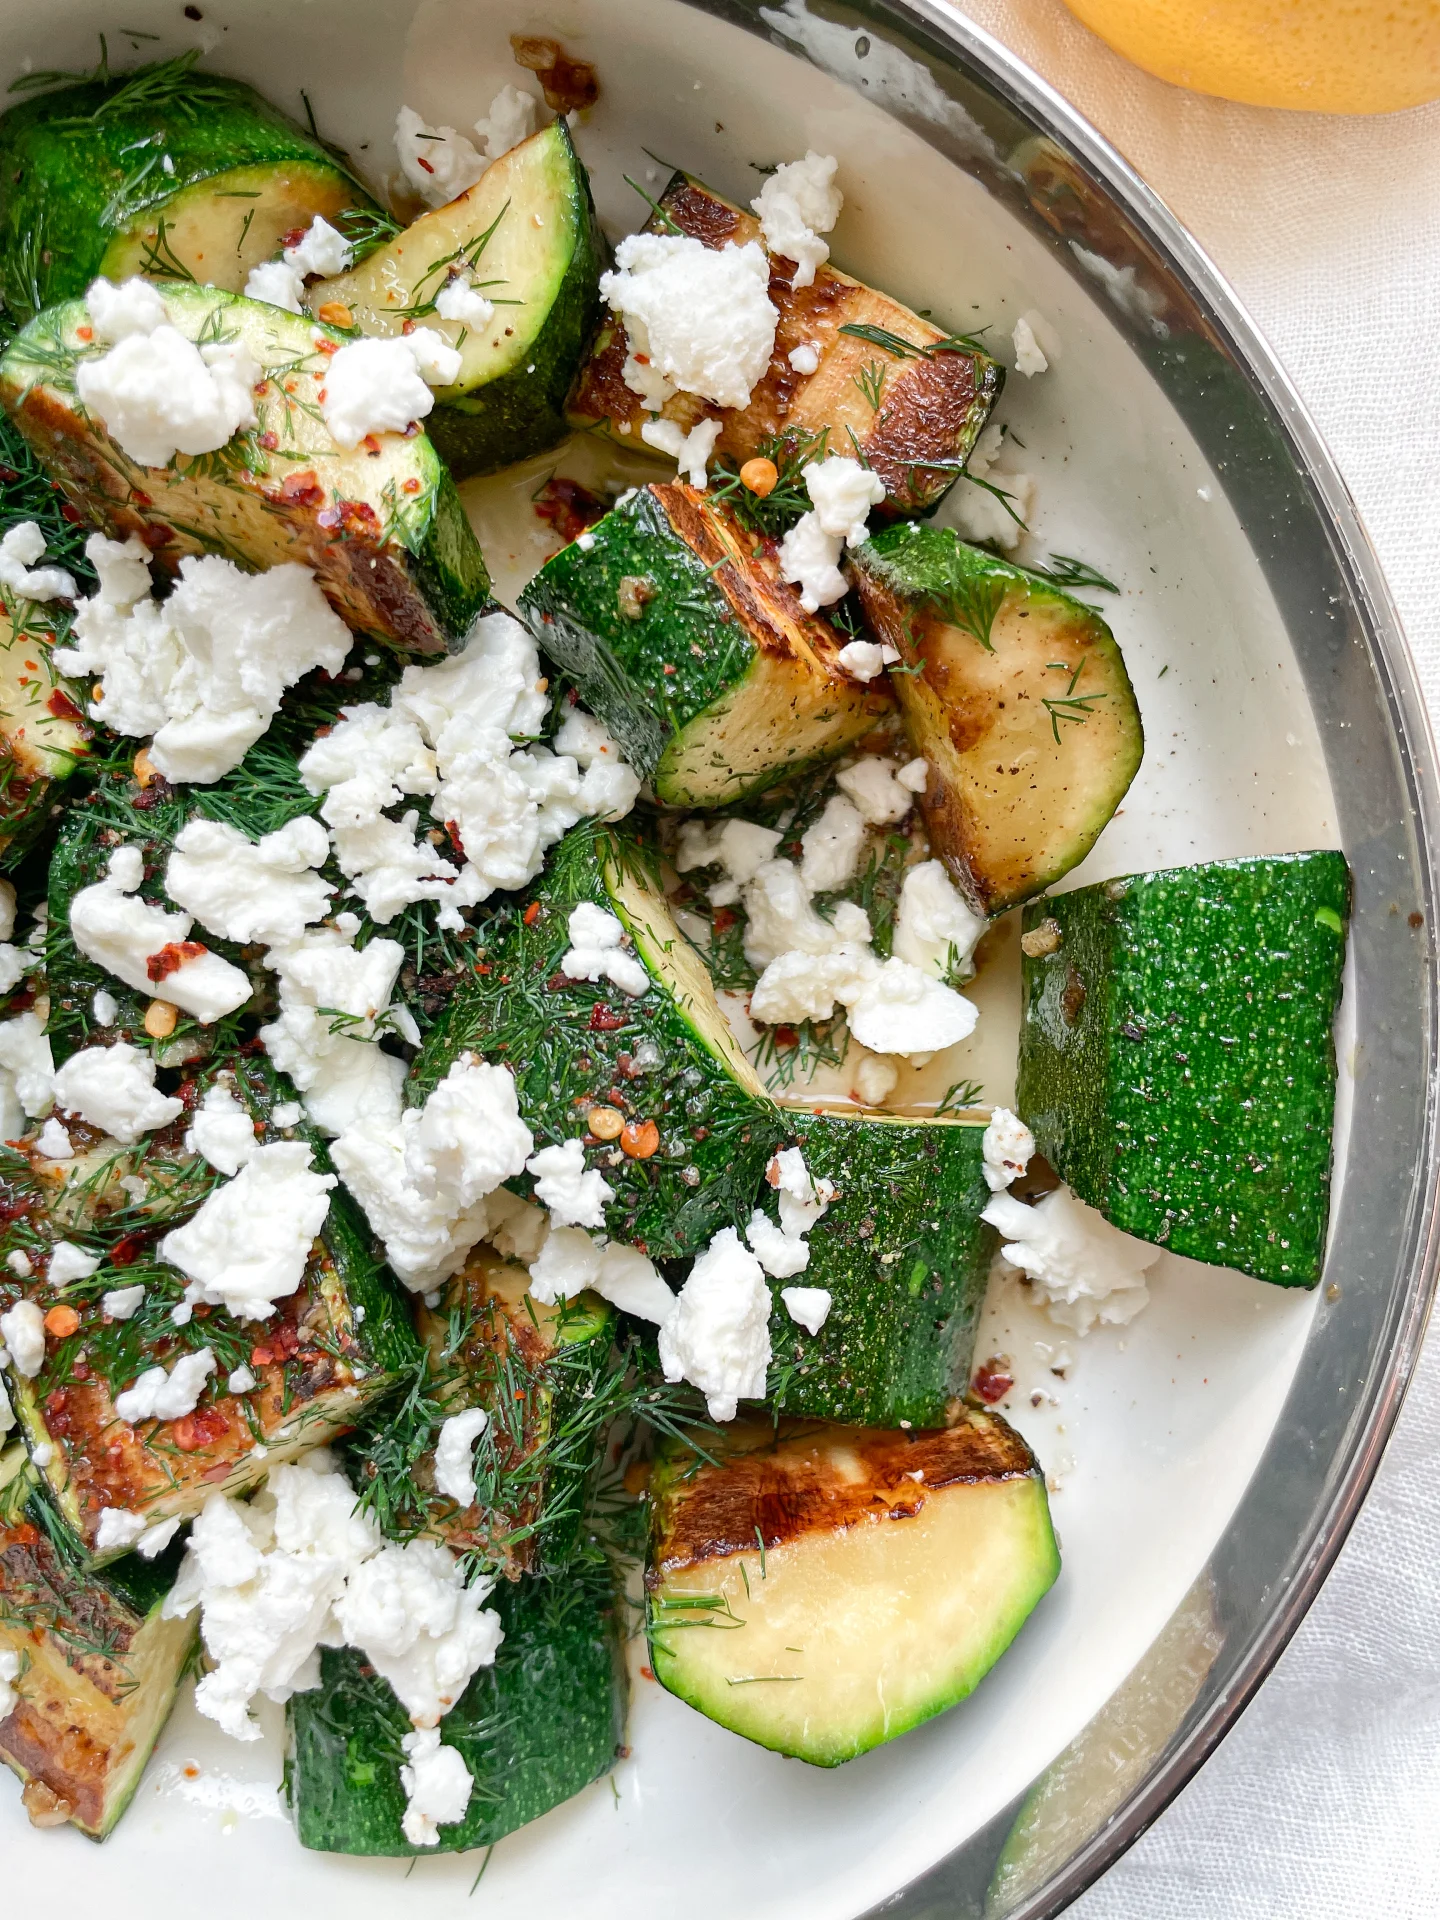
top-left (95, 1507), bottom-right (149, 1555)
top-left (848, 956), bottom-right (979, 1057)
top-left (0, 1647), bottom-right (18, 1720)
top-left (285, 214), bottom-right (353, 280)
top-left (947, 423), bottom-right (1034, 553)
top-left (52, 1041), bottom-right (183, 1143)
top-left (835, 755), bottom-right (917, 826)
top-left (781, 1285), bottom-right (832, 1334)
top-left (320, 334), bottom-right (459, 448)
top-left (92, 988), bottom-right (119, 1026)
top-left (0, 521), bottom-right (76, 603)
top-left (114, 1346), bottom-right (217, 1424)
top-left (1011, 313), bottom-right (1048, 377)
top-left (243, 259), bottom-right (306, 315)
top-left (798, 793), bottom-right (866, 892)
top-left (165, 815), bottom-right (333, 947)
top-left (395, 106), bottom-right (488, 207)
top-left (981, 1108), bottom-right (1035, 1192)
top-left (852, 1049), bottom-right (899, 1106)
top-left (560, 902), bottom-right (650, 997)
top-left (54, 535), bottom-right (351, 784)
top-left (34, 1117), bottom-right (74, 1160)
top-left (836, 639), bottom-right (899, 682)
top-left (778, 456), bottom-right (886, 611)
top-left (894, 860), bottom-right (987, 981)
top-left (752, 150), bottom-right (841, 288)
top-left (333, 1538), bottom-right (503, 1725)
top-left (745, 1146), bottom-right (835, 1278)
top-left (433, 1407), bottom-right (489, 1509)
top-left (187, 1080), bottom-right (261, 1176)
top-left (159, 1141), bottom-right (336, 1322)
top-left (658, 1227), bottom-right (772, 1421)
top-left (474, 84), bottom-right (540, 160)
top-left (983, 1185), bottom-right (1160, 1332)
top-left (0, 1011), bottom-right (55, 1118)
top-left (788, 341), bottom-right (821, 375)
top-left (47, 1241), bottom-right (101, 1286)
top-left (68, 844), bottom-right (252, 1024)
top-left (86, 275), bottom-right (168, 342)
top-left (525, 1137), bottom-right (613, 1230)
top-left (599, 231), bottom-right (777, 411)
top-left (0, 1299), bottom-right (45, 1375)
top-left (527, 1226), bottom-right (676, 1323)
top-left (433, 273), bottom-right (495, 329)
top-left (259, 926), bottom-right (406, 1138)
top-left (400, 1727), bottom-right (474, 1847)
top-left (103, 1284), bottom-right (146, 1320)
top-left (640, 414), bottom-right (724, 487)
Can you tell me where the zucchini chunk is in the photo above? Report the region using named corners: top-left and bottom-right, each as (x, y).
top-left (0, 62), bottom-right (383, 325)
top-left (0, 282), bottom-right (493, 655)
top-left (567, 172), bottom-right (1001, 516)
top-left (1, 1054), bottom-right (420, 1562)
top-left (1017, 852), bottom-right (1351, 1284)
top-left (385, 1246), bottom-right (618, 1577)
top-left (647, 1413), bottom-right (1059, 1766)
top-left (517, 483), bottom-right (891, 805)
top-left (0, 1443), bottom-right (197, 1838)
top-left (411, 820), bottom-right (783, 1262)
top-left (767, 1112), bottom-right (996, 1427)
top-left (309, 120), bottom-right (605, 480)
top-left (287, 1555), bottom-right (627, 1855)
top-left (852, 523), bottom-right (1144, 914)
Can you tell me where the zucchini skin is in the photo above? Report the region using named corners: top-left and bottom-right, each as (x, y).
top-left (286, 1558), bottom-right (627, 1855)
top-left (767, 1113), bottom-right (996, 1427)
top-left (410, 820), bottom-right (783, 1262)
top-left (1017, 852), bottom-right (1351, 1284)
top-left (0, 68), bottom-right (377, 323)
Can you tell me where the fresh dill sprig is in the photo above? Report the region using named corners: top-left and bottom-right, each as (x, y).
top-left (838, 321), bottom-right (991, 360)
top-left (707, 426), bottom-right (830, 538)
top-left (1029, 552), bottom-right (1120, 595)
top-left (1042, 658), bottom-right (1109, 743)
top-left (934, 1078), bottom-right (986, 1115)
top-left (852, 359), bottom-right (887, 413)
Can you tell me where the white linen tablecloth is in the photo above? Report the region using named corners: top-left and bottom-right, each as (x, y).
top-left (942, 3), bottom-right (1440, 1911)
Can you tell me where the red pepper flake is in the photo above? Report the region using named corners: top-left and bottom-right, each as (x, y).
top-left (712, 907), bottom-right (737, 934)
top-left (416, 154), bottom-right (436, 174)
top-left (361, 433), bottom-right (382, 456)
top-left (277, 469), bottom-right (324, 507)
top-left (131, 488), bottom-right (153, 509)
top-left (972, 1358), bottom-right (1014, 1404)
top-left (46, 688), bottom-right (83, 723)
top-left (589, 1003), bottom-right (627, 1032)
top-left (445, 820), bottom-right (466, 860)
top-left (316, 386), bottom-right (327, 403)
top-left (474, 961), bottom-right (490, 975)
top-left (60, 502), bottom-right (85, 525)
top-left (402, 476), bottom-right (422, 493)
top-left (75, 325), bottom-right (93, 342)
top-left (523, 901), bottom-right (541, 925)
top-left (773, 1025), bottom-right (799, 1049)
top-left (280, 226), bottom-right (308, 251)
top-left (257, 429), bottom-right (279, 451)
top-left (109, 1231), bottom-right (147, 1267)
top-left (662, 663), bottom-right (676, 675)
top-left (146, 939), bottom-right (207, 983)
top-left (250, 1346), bottom-right (274, 1367)
top-left (532, 475), bottom-right (606, 543)
top-left (314, 336), bottom-right (339, 356)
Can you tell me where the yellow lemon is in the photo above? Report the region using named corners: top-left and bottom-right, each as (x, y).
top-left (1060, 0), bottom-right (1440, 112)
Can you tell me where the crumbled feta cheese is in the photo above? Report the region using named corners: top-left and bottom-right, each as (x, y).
top-left (525, 1138), bottom-right (613, 1230)
top-left (433, 274), bottom-right (495, 328)
top-left (0, 1010), bottom-right (55, 1116)
top-left (675, 818), bottom-right (782, 891)
top-left (95, 1507), bottom-right (148, 1555)
top-left (166, 815), bottom-right (332, 947)
top-left (55, 536), bottom-right (351, 784)
top-left (852, 1049), bottom-right (899, 1105)
top-left (640, 413), bottom-right (724, 488)
top-left (835, 756), bottom-right (916, 826)
top-left (258, 926), bottom-right (405, 1137)
top-left (47, 1241), bottom-right (101, 1286)
top-left (658, 1227), bottom-right (772, 1420)
top-left (835, 639), bottom-right (899, 682)
top-left (745, 1208), bottom-right (810, 1279)
top-left (788, 341), bottom-right (821, 375)
top-left (897, 756), bottom-right (929, 793)
top-left (805, 455), bottom-right (886, 546)
top-left (136, 1516), bottom-right (181, 1559)
top-left (848, 956), bottom-right (979, 1057)
top-left (0, 1646), bottom-right (19, 1718)
top-left (433, 1406), bottom-right (489, 1508)
top-left (34, 1117), bottom-right (73, 1160)
top-left (561, 901), bottom-right (650, 997)
top-left (0, 944), bottom-right (28, 996)
top-left (285, 215), bottom-right (353, 280)
top-left (948, 423), bottom-right (1034, 553)
top-left (334, 1537), bottom-right (502, 1725)
top-left (68, 844), bottom-right (252, 1023)
top-left (983, 1186), bottom-right (1160, 1332)
top-left (0, 1299), bottom-right (45, 1375)
top-left (0, 521), bottom-right (76, 603)
top-left (799, 793), bottom-right (866, 893)
top-left (780, 1285), bottom-right (831, 1334)
top-left (0, 883), bottom-right (13, 943)
top-left (0, 1377), bottom-right (12, 1437)
top-left (114, 1345), bottom-right (216, 1424)
top-left (271, 1101), bottom-right (302, 1129)
top-left (395, 106), bottom-right (488, 207)
top-left (228, 1366), bottom-right (257, 1396)
top-left (52, 1040), bottom-right (183, 1143)
top-left (1012, 314), bottom-right (1048, 377)
top-left (243, 259), bottom-right (303, 313)
top-left (777, 509), bottom-right (848, 612)
top-left (331, 1056), bottom-right (532, 1290)
top-left (400, 1727), bottom-right (474, 1847)
top-left (187, 1080), bottom-right (260, 1176)
top-left (748, 943), bottom-right (876, 1027)
top-left (486, 1189), bottom-right (549, 1264)
top-left (92, 988), bottom-right (119, 1026)
top-left (85, 275), bottom-right (168, 342)
top-left (894, 860), bottom-right (986, 981)
top-left (526, 1225), bottom-right (676, 1324)
top-left (741, 858), bottom-right (871, 970)
top-left (103, 1283), bottom-right (146, 1320)
top-left (159, 1142), bottom-right (336, 1321)
top-left (599, 231), bottom-right (777, 411)
top-left (320, 337), bottom-right (441, 448)
top-left (404, 328), bottom-right (464, 387)
top-left (5, 1250), bottom-right (30, 1277)
top-left (770, 1145), bottom-right (836, 1236)
top-left (474, 83), bottom-right (540, 160)
top-left (982, 1108), bottom-right (1035, 1191)
top-left (76, 291), bottom-right (259, 469)
top-left (752, 151), bottom-right (841, 288)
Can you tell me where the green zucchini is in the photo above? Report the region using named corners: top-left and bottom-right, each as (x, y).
top-left (766, 1112), bottom-right (996, 1427)
top-left (852, 523), bottom-right (1144, 914)
top-left (1016, 852), bottom-right (1350, 1284)
top-left (0, 282), bottom-right (492, 655)
top-left (0, 1443), bottom-right (197, 1838)
top-left (517, 483), bottom-right (891, 806)
top-left (0, 58), bottom-right (383, 325)
top-left (2, 1052), bottom-right (419, 1563)
top-left (567, 171), bottom-right (1001, 516)
top-left (286, 1556), bottom-right (626, 1855)
top-left (647, 1412), bottom-right (1058, 1766)
top-left (410, 819), bottom-right (783, 1262)
top-left (309, 120), bottom-right (604, 480)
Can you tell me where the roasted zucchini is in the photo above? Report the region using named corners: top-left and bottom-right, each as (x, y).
top-left (518, 482), bottom-right (891, 805)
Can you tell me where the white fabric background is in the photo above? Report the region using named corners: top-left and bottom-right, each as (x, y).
top-left (937, 3), bottom-right (1440, 1912)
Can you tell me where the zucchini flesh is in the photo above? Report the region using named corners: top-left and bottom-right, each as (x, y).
top-left (410, 820), bottom-right (783, 1263)
top-left (310, 121), bottom-right (605, 479)
top-left (1, 1053), bottom-right (419, 1563)
top-left (647, 1414), bottom-right (1058, 1766)
top-left (1017, 852), bottom-right (1350, 1284)
top-left (0, 65), bottom-right (381, 324)
top-left (518, 483), bottom-right (891, 806)
top-left (0, 282), bottom-right (493, 655)
top-left (567, 172), bottom-right (1001, 515)
top-left (767, 1112), bottom-right (996, 1427)
top-left (853, 523), bottom-right (1144, 914)
top-left (286, 1557), bottom-right (626, 1855)
top-left (0, 1446), bottom-right (196, 1837)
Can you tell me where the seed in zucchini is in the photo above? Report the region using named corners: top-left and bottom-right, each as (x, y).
top-left (568, 171), bottom-right (1001, 516)
top-left (647, 1412), bottom-right (1059, 1766)
top-left (0, 282), bottom-right (493, 655)
top-left (410, 819), bottom-right (783, 1262)
top-left (766, 1111), bottom-right (996, 1427)
top-left (1017, 851), bottom-right (1351, 1284)
top-left (0, 1442), bottom-right (197, 1838)
top-left (309, 120), bottom-right (604, 480)
top-left (1, 1054), bottom-right (420, 1563)
top-left (286, 1554), bottom-right (627, 1855)
top-left (0, 59), bottom-right (385, 326)
top-left (852, 523), bottom-right (1144, 913)
top-left (517, 483), bottom-right (891, 806)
